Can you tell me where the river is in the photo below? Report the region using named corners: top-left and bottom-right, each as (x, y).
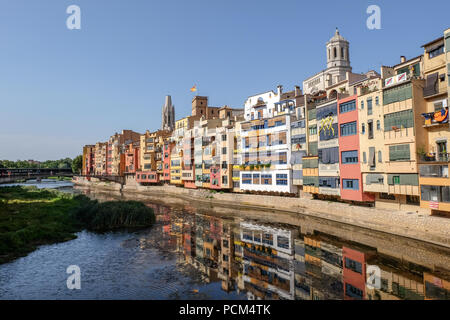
top-left (0, 180), bottom-right (449, 300)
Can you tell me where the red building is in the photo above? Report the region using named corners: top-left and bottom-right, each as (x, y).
top-left (338, 95), bottom-right (374, 202)
top-left (342, 246), bottom-right (375, 300)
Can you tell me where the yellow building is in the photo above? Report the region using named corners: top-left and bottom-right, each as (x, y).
top-left (356, 77), bottom-right (386, 196)
top-left (418, 33), bottom-right (450, 215)
top-left (374, 56), bottom-right (427, 212)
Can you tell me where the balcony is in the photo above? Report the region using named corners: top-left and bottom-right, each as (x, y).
top-left (419, 152), bottom-right (450, 163)
top-left (419, 164), bottom-right (448, 178)
top-left (421, 108), bottom-right (448, 127)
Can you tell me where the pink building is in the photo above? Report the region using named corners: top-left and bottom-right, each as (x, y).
top-left (338, 95), bottom-right (374, 202)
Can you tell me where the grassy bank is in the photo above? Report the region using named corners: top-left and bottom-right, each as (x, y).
top-left (0, 186), bottom-right (155, 264)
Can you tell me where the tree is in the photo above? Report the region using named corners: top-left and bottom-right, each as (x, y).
top-left (71, 155), bottom-right (82, 174)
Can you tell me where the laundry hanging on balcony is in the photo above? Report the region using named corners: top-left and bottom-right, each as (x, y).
top-left (433, 108), bottom-right (448, 123)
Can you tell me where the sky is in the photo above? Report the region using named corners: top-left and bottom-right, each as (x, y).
top-left (0, 0), bottom-right (449, 161)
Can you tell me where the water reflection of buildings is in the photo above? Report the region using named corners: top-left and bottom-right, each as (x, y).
top-left (154, 204), bottom-right (450, 301)
top-left (239, 222), bottom-right (297, 300)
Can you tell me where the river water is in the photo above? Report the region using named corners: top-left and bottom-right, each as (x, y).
top-left (0, 181), bottom-right (449, 300)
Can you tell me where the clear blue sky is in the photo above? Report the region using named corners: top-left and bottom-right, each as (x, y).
top-left (0, 0), bottom-right (449, 161)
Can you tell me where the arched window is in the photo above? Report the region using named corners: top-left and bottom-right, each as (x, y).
top-left (334, 47), bottom-right (337, 58)
top-left (341, 47), bottom-right (344, 58)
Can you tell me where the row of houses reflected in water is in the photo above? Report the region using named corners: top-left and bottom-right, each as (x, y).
top-left (153, 204), bottom-right (449, 300)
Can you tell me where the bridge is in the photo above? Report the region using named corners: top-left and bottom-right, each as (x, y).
top-left (0, 168), bottom-right (74, 184)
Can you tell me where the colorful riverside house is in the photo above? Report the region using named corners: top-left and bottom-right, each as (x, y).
top-left (182, 128), bottom-right (196, 189)
top-left (82, 145), bottom-right (95, 176)
top-left (302, 95), bottom-right (321, 195)
top-left (94, 141), bottom-right (108, 175)
top-left (285, 87), bottom-right (307, 191)
top-left (137, 129), bottom-right (170, 185)
top-left (124, 141), bottom-right (140, 175)
top-left (338, 94), bottom-right (374, 202)
top-left (418, 32), bottom-right (450, 215)
top-left (232, 121), bottom-right (243, 192)
top-left (356, 76), bottom-right (388, 201)
top-left (108, 130), bottom-right (141, 176)
top-left (106, 142), bottom-right (113, 176)
top-left (239, 86), bottom-right (297, 195)
top-left (163, 138), bottom-right (175, 183)
top-left (376, 56), bottom-right (427, 212)
top-left (239, 115), bottom-right (296, 194)
top-left (170, 137), bottom-right (183, 185)
top-left (316, 97), bottom-right (340, 198)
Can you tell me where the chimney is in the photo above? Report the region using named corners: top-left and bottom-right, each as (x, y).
top-left (294, 86), bottom-right (301, 97)
top-left (400, 56), bottom-right (406, 63)
top-left (277, 85), bottom-right (283, 96)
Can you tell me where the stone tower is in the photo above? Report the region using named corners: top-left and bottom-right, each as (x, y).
top-left (161, 95), bottom-right (175, 131)
top-left (326, 28), bottom-right (351, 70)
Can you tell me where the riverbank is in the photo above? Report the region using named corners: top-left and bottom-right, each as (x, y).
top-left (0, 186), bottom-right (82, 264)
top-left (0, 186), bottom-right (156, 264)
top-left (73, 177), bottom-right (450, 248)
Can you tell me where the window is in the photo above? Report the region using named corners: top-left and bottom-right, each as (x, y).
top-left (361, 101), bottom-right (364, 109)
top-left (341, 150), bottom-right (358, 164)
top-left (429, 45), bottom-right (444, 58)
top-left (261, 174), bottom-right (272, 185)
top-left (222, 147), bottom-right (227, 154)
top-left (263, 233), bottom-right (273, 246)
top-left (346, 283), bottom-right (363, 299)
top-left (345, 258), bottom-right (362, 274)
top-left (309, 125), bottom-right (317, 135)
top-left (144, 164), bottom-right (151, 169)
top-left (378, 151), bottom-right (382, 163)
top-left (380, 192), bottom-right (395, 200)
top-left (389, 144), bottom-right (410, 161)
top-left (368, 120), bottom-right (374, 139)
top-left (367, 98), bottom-right (373, 115)
top-left (383, 82), bottom-right (412, 105)
top-left (375, 96), bottom-right (379, 105)
top-left (340, 122), bottom-right (357, 136)
top-left (363, 152), bottom-right (367, 163)
top-left (376, 120), bottom-right (381, 130)
top-left (277, 236), bottom-right (290, 249)
top-left (252, 173), bottom-right (260, 184)
top-left (384, 110), bottom-right (414, 131)
top-left (276, 174), bottom-right (288, 185)
top-left (339, 100), bottom-right (356, 113)
top-left (343, 179), bottom-right (359, 190)
top-left (222, 175), bottom-right (228, 184)
top-left (222, 134), bottom-right (227, 141)
top-left (361, 123), bottom-right (365, 134)
top-left (393, 176), bottom-right (400, 185)
top-left (242, 174), bottom-right (252, 184)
